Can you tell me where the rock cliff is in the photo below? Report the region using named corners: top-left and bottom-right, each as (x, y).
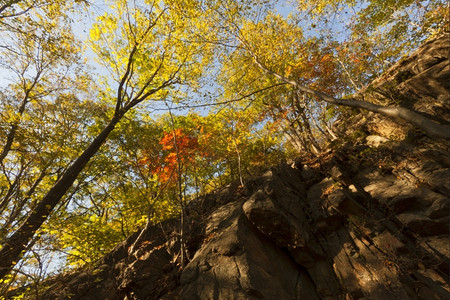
top-left (15, 34), bottom-right (450, 299)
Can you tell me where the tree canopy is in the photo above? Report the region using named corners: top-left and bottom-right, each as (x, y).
top-left (0, 0), bottom-right (448, 291)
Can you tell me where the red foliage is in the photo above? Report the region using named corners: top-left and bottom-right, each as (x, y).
top-left (141, 129), bottom-right (207, 184)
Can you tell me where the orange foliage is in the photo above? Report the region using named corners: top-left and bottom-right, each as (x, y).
top-left (141, 129), bottom-right (208, 184)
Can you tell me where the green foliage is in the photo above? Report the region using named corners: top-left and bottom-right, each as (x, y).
top-left (0, 0), bottom-right (445, 289)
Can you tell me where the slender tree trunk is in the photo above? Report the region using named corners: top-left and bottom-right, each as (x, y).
top-left (175, 139), bottom-right (186, 269)
top-left (298, 111), bottom-right (322, 152)
top-left (310, 114), bottom-right (331, 141)
top-left (322, 120), bottom-right (338, 140)
top-left (246, 44), bottom-right (450, 140)
top-left (0, 168), bottom-right (47, 238)
top-left (0, 97), bottom-right (29, 165)
top-left (0, 114), bottom-right (121, 279)
top-left (233, 139), bottom-right (244, 187)
top-left (0, 72), bottom-right (41, 165)
top-left (166, 107), bottom-right (186, 268)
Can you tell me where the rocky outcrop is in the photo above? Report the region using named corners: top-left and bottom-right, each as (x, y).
top-left (13, 35), bottom-right (449, 300)
top-left (36, 148), bottom-right (449, 299)
top-left (337, 33), bottom-right (450, 141)
top-left (360, 33), bottom-right (449, 111)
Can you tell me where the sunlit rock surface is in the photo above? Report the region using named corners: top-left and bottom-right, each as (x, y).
top-left (23, 34), bottom-right (449, 300)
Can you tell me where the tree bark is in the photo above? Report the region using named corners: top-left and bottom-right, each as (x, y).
top-left (246, 45), bottom-right (450, 140)
top-left (0, 114), bottom-right (122, 279)
top-left (0, 94), bottom-right (31, 165)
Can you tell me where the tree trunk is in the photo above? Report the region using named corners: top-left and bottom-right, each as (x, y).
top-left (248, 47), bottom-right (450, 140)
top-left (233, 139), bottom-right (244, 187)
top-left (0, 97), bottom-right (29, 165)
top-left (0, 114), bottom-right (122, 280)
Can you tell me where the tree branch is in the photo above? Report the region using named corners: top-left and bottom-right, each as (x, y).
top-left (238, 36), bottom-right (450, 140)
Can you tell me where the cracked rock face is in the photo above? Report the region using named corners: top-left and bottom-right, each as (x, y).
top-left (23, 34), bottom-right (449, 300)
top-left (180, 198), bottom-right (317, 300)
top-left (37, 150), bottom-right (449, 300)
